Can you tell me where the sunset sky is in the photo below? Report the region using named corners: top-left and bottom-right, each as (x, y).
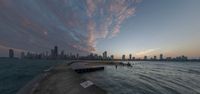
top-left (0, 0), bottom-right (200, 59)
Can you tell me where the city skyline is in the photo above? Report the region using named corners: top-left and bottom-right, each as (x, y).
top-left (6, 46), bottom-right (198, 61)
top-left (0, 0), bottom-right (200, 59)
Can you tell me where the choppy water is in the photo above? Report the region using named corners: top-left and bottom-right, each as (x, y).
top-left (83, 61), bottom-right (200, 94)
top-left (0, 58), bottom-right (65, 94)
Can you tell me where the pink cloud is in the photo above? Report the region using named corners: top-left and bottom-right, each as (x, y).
top-left (87, 20), bottom-right (96, 52)
top-left (109, 1), bottom-right (136, 37)
top-left (86, 0), bottom-right (96, 17)
top-left (84, 0), bottom-right (139, 52)
top-left (0, 0), bottom-right (12, 7)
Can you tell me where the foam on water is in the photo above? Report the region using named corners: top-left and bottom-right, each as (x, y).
top-left (83, 61), bottom-right (200, 94)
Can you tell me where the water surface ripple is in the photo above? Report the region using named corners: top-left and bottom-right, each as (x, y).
top-left (83, 61), bottom-right (200, 94)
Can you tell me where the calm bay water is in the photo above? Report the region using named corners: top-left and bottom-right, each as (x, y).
top-left (0, 58), bottom-right (65, 94)
top-left (83, 61), bottom-right (200, 94)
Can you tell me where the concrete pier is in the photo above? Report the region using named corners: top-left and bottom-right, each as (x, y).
top-left (71, 62), bottom-right (104, 73)
top-left (17, 63), bottom-right (107, 94)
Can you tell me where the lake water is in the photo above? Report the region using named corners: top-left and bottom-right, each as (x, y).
top-left (83, 61), bottom-right (200, 94)
top-left (0, 58), bottom-right (65, 94)
top-left (1, 59), bottom-right (200, 94)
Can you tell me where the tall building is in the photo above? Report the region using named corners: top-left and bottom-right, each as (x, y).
top-left (88, 53), bottom-right (94, 59)
top-left (103, 51), bottom-right (107, 59)
top-left (60, 50), bottom-right (65, 59)
top-left (76, 53), bottom-right (79, 59)
top-left (21, 52), bottom-right (25, 59)
top-left (144, 56), bottom-right (147, 60)
top-left (160, 54), bottom-right (163, 60)
top-left (129, 54), bottom-right (132, 60)
top-left (154, 56), bottom-right (157, 60)
top-left (110, 55), bottom-right (114, 60)
top-left (51, 49), bottom-right (54, 57)
top-left (122, 55), bottom-right (125, 60)
top-left (45, 51), bottom-right (49, 57)
top-left (166, 57), bottom-right (172, 61)
top-left (132, 57), bottom-right (135, 60)
top-left (54, 46), bottom-right (58, 57)
top-left (9, 49), bottom-right (14, 58)
top-left (181, 55), bottom-right (188, 61)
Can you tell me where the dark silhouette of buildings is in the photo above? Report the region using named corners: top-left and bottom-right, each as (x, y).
top-left (111, 55), bottom-right (114, 60)
top-left (21, 52), bottom-right (25, 58)
top-left (144, 56), bottom-right (147, 60)
top-left (129, 54), bottom-right (132, 60)
top-left (160, 54), bottom-right (163, 60)
top-left (76, 53), bottom-right (79, 59)
top-left (6, 46), bottom-right (195, 62)
top-left (174, 55), bottom-right (188, 61)
top-left (9, 49), bottom-right (14, 58)
top-left (103, 51), bottom-right (107, 60)
top-left (52, 46), bottom-right (58, 59)
top-left (166, 57), bottom-right (172, 61)
top-left (132, 57), bottom-right (135, 60)
top-left (122, 55), bottom-right (125, 60)
top-left (154, 56), bottom-right (157, 60)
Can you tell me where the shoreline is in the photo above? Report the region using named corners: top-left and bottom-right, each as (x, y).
top-left (17, 62), bottom-right (107, 94)
top-left (17, 66), bottom-right (55, 94)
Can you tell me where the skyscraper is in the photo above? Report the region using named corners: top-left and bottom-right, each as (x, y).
top-left (103, 51), bottom-right (107, 59)
top-left (51, 49), bottom-right (54, 57)
top-left (129, 54), bottom-right (132, 60)
top-left (160, 54), bottom-right (163, 60)
top-left (21, 52), bottom-right (25, 59)
top-left (122, 55), bottom-right (125, 60)
top-left (132, 57), bottom-right (135, 60)
top-left (60, 50), bottom-right (65, 59)
top-left (76, 53), bottom-right (79, 59)
top-left (154, 56), bottom-right (157, 60)
top-left (9, 49), bottom-right (14, 58)
top-left (144, 56), bottom-right (147, 60)
top-left (110, 55), bottom-right (114, 60)
top-left (54, 46), bottom-right (58, 57)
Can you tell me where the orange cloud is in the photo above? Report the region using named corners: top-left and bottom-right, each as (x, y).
top-left (135, 48), bottom-right (160, 56)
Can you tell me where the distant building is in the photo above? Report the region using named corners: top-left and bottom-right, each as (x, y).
top-left (21, 52), bottom-right (25, 59)
top-left (88, 53), bottom-right (94, 59)
top-left (45, 51), bottom-right (49, 57)
top-left (60, 50), bottom-right (65, 59)
top-left (51, 49), bottom-right (54, 57)
top-left (129, 54), bottom-right (132, 60)
top-left (132, 57), bottom-right (135, 60)
top-left (76, 53), bottom-right (79, 59)
top-left (154, 56), bottom-right (157, 60)
top-left (160, 54), bottom-right (163, 60)
top-left (103, 51), bottom-right (107, 60)
top-left (166, 57), bottom-right (172, 61)
top-left (54, 46), bottom-right (58, 57)
top-left (144, 56), bottom-right (147, 60)
top-left (122, 55), bottom-right (125, 60)
top-left (182, 55), bottom-right (188, 61)
top-left (9, 49), bottom-right (14, 58)
top-left (110, 55), bottom-right (114, 60)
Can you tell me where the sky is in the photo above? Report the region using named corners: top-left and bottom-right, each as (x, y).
top-left (0, 0), bottom-right (200, 59)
